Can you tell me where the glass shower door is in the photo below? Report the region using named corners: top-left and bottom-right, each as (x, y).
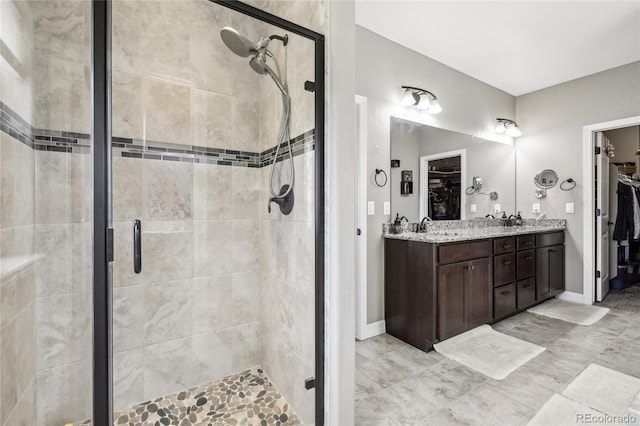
top-left (109, 0), bottom-right (319, 424)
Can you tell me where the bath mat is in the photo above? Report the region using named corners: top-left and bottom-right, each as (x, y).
top-left (528, 299), bottom-right (609, 326)
top-left (433, 325), bottom-right (545, 380)
top-left (526, 393), bottom-right (603, 426)
top-left (562, 364), bottom-right (640, 416)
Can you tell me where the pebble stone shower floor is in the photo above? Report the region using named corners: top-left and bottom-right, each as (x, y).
top-left (77, 368), bottom-right (301, 426)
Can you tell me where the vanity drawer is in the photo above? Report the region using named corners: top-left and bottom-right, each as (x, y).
top-left (494, 283), bottom-right (517, 319)
top-left (517, 234), bottom-right (536, 251)
top-left (517, 278), bottom-right (536, 309)
top-left (537, 232), bottom-right (564, 248)
top-left (439, 240), bottom-right (492, 264)
top-left (517, 250), bottom-right (536, 280)
top-left (494, 237), bottom-right (516, 255)
top-left (494, 253), bottom-right (516, 286)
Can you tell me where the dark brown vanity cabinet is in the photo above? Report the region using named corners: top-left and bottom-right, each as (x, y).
top-left (384, 230), bottom-right (565, 352)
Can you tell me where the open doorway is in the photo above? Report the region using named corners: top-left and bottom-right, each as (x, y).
top-left (419, 150), bottom-right (466, 221)
top-left (586, 117), bottom-right (640, 310)
top-left (595, 125), bottom-right (640, 311)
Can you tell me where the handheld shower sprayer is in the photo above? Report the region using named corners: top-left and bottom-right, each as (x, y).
top-left (220, 27), bottom-right (295, 215)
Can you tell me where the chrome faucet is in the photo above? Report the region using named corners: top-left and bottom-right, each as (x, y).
top-left (419, 216), bottom-right (432, 231)
top-left (485, 214), bottom-right (495, 219)
top-left (507, 214), bottom-right (516, 227)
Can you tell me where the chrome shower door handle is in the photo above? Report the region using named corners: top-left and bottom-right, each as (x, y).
top-left (133, 219), bottom-right (142, 274)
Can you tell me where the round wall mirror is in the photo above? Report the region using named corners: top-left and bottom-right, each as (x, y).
top-left (534, 169), bottom-right (558, 189)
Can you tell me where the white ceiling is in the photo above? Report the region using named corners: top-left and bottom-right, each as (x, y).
top-left (355, 1), bottom-right (640, 96)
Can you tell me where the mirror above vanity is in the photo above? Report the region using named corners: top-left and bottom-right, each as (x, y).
top-left (390, 117), bottom-right (517, 222)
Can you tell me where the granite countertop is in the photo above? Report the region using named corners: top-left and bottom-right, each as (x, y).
top-left (383, 219), bottom-right (566, 244)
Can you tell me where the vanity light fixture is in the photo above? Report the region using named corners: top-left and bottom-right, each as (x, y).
top-left (494, 118), bottom-right (522, 137)
top-left (401, 86), bottom-right (442, 114)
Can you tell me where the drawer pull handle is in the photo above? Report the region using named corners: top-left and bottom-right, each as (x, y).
top-left (504, 260), bottom-right (512, 265)
top-left (501, 291), bottom-right (511, 296)
top-left (466, 265), bottom-right (475, 270)
top-left (525, 241), bottom-right (533, 245)
top-left (525, 256), bottom-right (533, 260)
top-left (503, 244), bottom-right (512, 248)
top-left (523, 284), bottom-right (532, 288)
top-left (549, 249), bottom-right (557, 253)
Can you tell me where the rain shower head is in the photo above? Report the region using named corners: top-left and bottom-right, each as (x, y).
top-left (220, 27), bottom-right (258, 58)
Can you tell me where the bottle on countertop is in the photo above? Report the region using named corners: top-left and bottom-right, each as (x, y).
top-left (501, 211), bottom-right (508, 227)
top-left (515, 211), bottom-right (523, 226)
top-left (394, 213), bottom-right (401, 226)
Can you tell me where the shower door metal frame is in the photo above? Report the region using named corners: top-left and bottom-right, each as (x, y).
top-left (92, 1), bottom-right (325, 425)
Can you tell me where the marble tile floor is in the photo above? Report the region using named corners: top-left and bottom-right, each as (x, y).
top-left (356, 307), bottom-right (640, 425)
top-left (77, 367), bottom-right (300, 426)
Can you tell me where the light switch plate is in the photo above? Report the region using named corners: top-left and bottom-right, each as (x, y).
top-left (367, 201), bottom-right (375, 215)
top-left (470, 204), bottom-right (477, 213)
top-left (494, 204), bottom-right (501, 213)
top-left (383, 201), bottom-right (390, 215)
top-left (532, 203), bottom-right (541, 214)
top-left (565, 202), bottom-right (575, 214)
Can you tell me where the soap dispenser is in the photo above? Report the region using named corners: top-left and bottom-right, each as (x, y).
top-left (394, 213), bottom-right (401, 226)
top-left (515, 211), bottom-right (523, 226)
top-left (501, 211), bottom-right (508, 227)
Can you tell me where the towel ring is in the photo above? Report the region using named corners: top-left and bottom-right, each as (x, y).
top-left (375, 169), bottom-right (388, 187)
top-left (560, 178), bottom-right (577, 191)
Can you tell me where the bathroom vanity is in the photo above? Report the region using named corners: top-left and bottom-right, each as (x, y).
top-left (383, 223), bottom-right (566, 352)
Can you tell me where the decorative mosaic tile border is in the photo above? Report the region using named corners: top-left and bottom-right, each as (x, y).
top-left (75, 367), bottom-right (301, 426)
top-left (0, 101), bottom-right (314, 167)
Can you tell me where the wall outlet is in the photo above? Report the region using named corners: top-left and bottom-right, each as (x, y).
top-left (470, 204), bottom-right (477, 213)
top-left (494, 204), bottom-right (501, 213)
top-left (367, 201), bottom-right (375, 215)
top-left (565, 202), bottom-right (575, 214)
top-left (532, 203), bottom-right (541, 214)
top-left (383, 201), bottom-right (390, 215)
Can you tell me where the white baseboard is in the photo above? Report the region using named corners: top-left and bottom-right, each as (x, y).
top-left (557, 291), bottom-right (588, 304)
top-left (357, 320), bottom-right (386, 340)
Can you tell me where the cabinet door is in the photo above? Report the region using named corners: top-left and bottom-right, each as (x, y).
top-left (438, 263), bottom-right (467, 340)
top-left (536, 246), bottom-right (563, 300)
top-left (465, 258), bottom-right (493, 328)
top-left (549, 245), bottom-right (565, 294)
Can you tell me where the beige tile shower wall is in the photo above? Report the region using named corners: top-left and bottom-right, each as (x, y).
top-left (256, 2), bottom-right (325, 423)
top-left (33, 150), bottom-right (93, 425)
top-left (111, 0), bottom-right (261, 151)
top-left (0, 1), bottom-right (37, 424)
top-left (30, 0), bottom-right (94, 424)
top-left (111, 157), bottom-right (263, 408)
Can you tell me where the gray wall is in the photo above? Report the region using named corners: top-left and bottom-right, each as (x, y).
top-left (356, 26), bottom-right (515, 324)
top-left (515, 61), bottom-right (640, 294)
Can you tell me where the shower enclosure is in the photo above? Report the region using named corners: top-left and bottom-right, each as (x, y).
top-left (0, 0), bottom-right (325, 424)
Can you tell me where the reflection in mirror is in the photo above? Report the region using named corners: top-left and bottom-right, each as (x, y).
top-left (420, 150), bottom-right (464, 220)
top-left (390, 117), bottom-right (516, 221)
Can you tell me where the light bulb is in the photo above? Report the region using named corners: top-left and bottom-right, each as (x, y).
top-left (401, 89), bottom-right (416, 106)
top-left (494, 121), bottom-right (506, 134)
top-left (416, 93), bottom-right (431, 110)
top-left (506, 123), bottom-right (522, 137)
top-left (428, 99), bottom-right (442, 114)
